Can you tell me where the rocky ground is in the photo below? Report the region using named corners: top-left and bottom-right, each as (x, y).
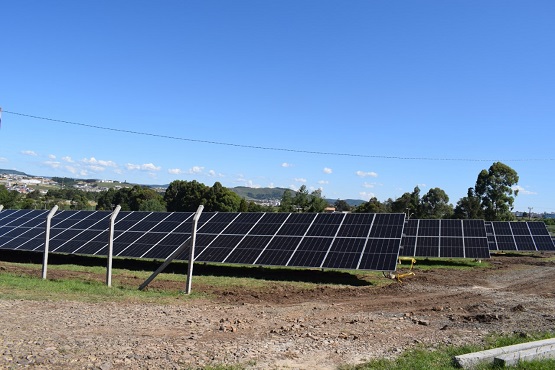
top-left (1, 254), bottom-right (555, 369)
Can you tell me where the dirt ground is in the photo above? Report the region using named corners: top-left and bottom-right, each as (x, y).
top-left (1, 254), bottom-right (555, 369)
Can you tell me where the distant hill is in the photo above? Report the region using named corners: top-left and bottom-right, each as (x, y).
top-left (0, 169), bottom-right (29, 176)
top-left (231, 186), bottom-right (365, 207)
top-left (231, 186), bottom-right (290, 201)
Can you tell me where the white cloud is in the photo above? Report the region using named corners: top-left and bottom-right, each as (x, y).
top-left (318, 180), bottom-right (329, 185)
top-left (62, 156), bottom-right (74, 163)
top-left (0, 157), bottom-right (7, 162)
top-left (294, 178), bottom-right (307, 183)
top-left (207, 169), bottom-right (224, 177)
top-left (356, 170), bottom-right (378, 178)
top-left (65, 166), bottom-right (78, 174)
top-left (21, 150), bottom-right (38, 156)
top-left (44, 161), bottom-right (61, 169)
top-left (168, 168), bottom-right (183, 175)
top-left (142, 163), bottom-right (161, 171)
top-left (88, 165), bottom-right (106, 172)
top-left (188, 166), bottom-right (204, 174)
top-left (281, 162), bottom-right (293, 168)
top-left (323, 167), bottom-right (333, 174)
top-left (126, 163), bottom-right (140, 170)
top-left (359, 191), bottom-right (376, 200)
top-left (126, 162), bottom-right (161, 171)
top-left (512, 185), bottom-right (537, 195)
top-left (83, 157), bottom-right (117, 168)
top-left (363, 182), bottom-right (376, 188)
top-left (48, 154), bottom-right (56, 160)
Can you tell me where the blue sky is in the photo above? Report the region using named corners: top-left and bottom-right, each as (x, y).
top-left (1, 1), bottom-right (553, 213)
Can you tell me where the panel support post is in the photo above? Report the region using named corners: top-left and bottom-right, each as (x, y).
top-left (185, 205), bottom-right (204, 294)
top-left (138, 205), bottom-right (204, 291)
top-left (106, 205), bottom-right (121, 287)
top-left (42, 205), bottom-right (59, 279)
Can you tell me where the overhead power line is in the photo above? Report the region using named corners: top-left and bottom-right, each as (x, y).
top-left (3, 109), bottom-right (554, 162)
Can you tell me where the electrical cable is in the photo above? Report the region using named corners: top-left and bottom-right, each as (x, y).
top-left (3, 109), bottom-right (553, 162)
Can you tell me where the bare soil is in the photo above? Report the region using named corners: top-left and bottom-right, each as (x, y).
top-left (1, 255), bottom-right (555, 369)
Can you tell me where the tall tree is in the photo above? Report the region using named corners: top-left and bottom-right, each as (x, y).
top-left (0, 185), bottom-right (20, 209)
top-left (293, 185), bottom-right (310, 212)
top-left (307, 189), bottom-right (328, 213)
top-left (279, 189), bottom-right (296, 212)
top-left (420, 187), bottom-right (453, 219)
top-left (354, 197), bottom-right (387, 213)
top-left (474, 162), bottom-right (519, 221)
top-left (333, 199), bottom-right (352, 212)
top-left (391, 186), bottom-right (421, 217)
top-left (203, 182), bottom-right (242, 212)
top-left (164, 180), bottom-right (209, 212)
top-left (453, 188), bottom-right (483, 219)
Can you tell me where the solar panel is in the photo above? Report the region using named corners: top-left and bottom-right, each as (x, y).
top-left (0, 209), bottom-right (406, 272)
top-left (399, 219), bottom-right (490, 259)
top-left (486, 221), bottom-right (555, 251)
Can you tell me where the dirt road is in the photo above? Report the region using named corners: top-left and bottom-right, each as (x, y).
top-left (1, 255), bottom-right (554, 369)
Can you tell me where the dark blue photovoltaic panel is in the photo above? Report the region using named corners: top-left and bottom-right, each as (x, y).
top-left (514, 235), bottom-right (535, 251)
top-left (143, 233), bottom-right (191, 259)
top-left (403, 219), bottom-right (418, 236)
top-left (369, 214), bottom-right (405, 238)
top-left (535, 236), bottom-right (555, 251)
top-left (197, 213), bottom-right (240, 234)
top-left (485, 222), bottom-right (497, 250)
top-left (224, 235), bottom-right (273, 264)
top-left (337, 213), bottom-right (374, 237)
top-left (399, 219), bottom-right (490, 259)
top-left (322, 238), bottom-right (367, 269)
top-left (441, 219), bottom-right (463, 237)
top-left (287, 237), bottom-right (333, 267)
top-left (277, 213), bottom-right (317, 236)
top-left (358, 238), bottom-right (399, 271)
top-left (465, 238), bottom-right (491, 259)
top-left (439, 237), bottom-right (464, 258)
top-left (221, 213), bottom-right (264, 235)
top-left (496, 235), bottom-right (517, 250)
top-left (400, 236), bottom-right (417, 257)
top-left (487, 221), bottom-right (555, 251)
top-left (510, 222), bottom-right (530, 235)
top-left (255, 237), bottom-right (300, 266)
top-left (305, 213), bottom-right (344, 237)
top-left (196, 235), bottom-right (245, 262)
top-left (117, 233), bottom-right (172, 258)
top-left (248, 213), bottom-right (289, 236)
top-left (493, 222), bottom-right (512, 235)
top-left (464, 220), bottom-right (487, 237)
top-left (417, 219), bottom-right (440, 237)
top-left (415, 236), bottom-right (439, 257)
top-left (0, 210), bottom-right (409, 271)
top-left (527, 222), bottom-right (550, 235)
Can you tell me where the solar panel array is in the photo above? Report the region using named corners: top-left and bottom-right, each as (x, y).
top-left (0, 209), bottom-right (406, 271)
top-left (485, 221), bottom-right (555, 251)
top-left (399, 219), bottom-right (491, 259)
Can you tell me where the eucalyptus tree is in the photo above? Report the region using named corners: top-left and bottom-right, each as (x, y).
top-left (474, 162), bottom-right (519, 221)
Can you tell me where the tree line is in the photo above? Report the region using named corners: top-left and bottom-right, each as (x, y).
top-left (0, 162), bottom-right (524, 221)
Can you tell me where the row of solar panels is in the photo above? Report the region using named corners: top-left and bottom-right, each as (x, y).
top-left (0, 209), bottom-right (405, 271)
top-left (0, 209), bottom-right (553, 272)
top-left (398, 219), bottom-right (555, 257)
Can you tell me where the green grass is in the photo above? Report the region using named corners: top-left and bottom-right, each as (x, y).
top-left (341, 332), bottom-right (555, 370)
top-left (400, 257), bottom-right (491, 271)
